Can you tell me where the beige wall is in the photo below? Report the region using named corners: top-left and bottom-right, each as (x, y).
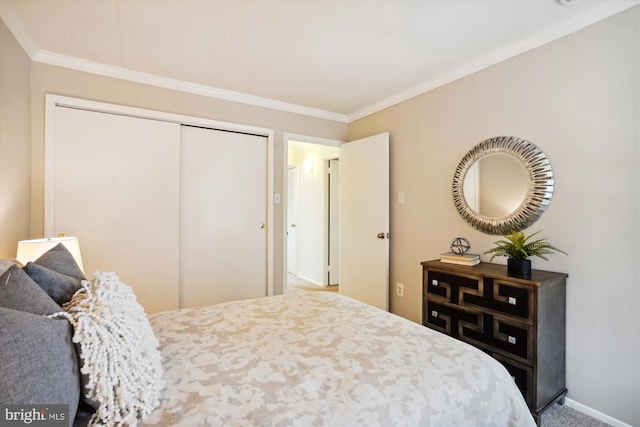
top-left (349, 7), bottom-right (640, 425)
top-left (0, 20), bottom-right (31, 258)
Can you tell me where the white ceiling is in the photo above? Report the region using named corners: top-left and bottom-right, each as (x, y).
top-left (1, 0), bottom-right (637, 122)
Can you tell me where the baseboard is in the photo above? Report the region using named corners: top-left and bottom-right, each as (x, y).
top-left (565, 398), bottom-right (632, 427)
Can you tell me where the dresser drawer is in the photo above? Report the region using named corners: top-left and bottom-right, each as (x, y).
top-left (461, 314), bottom-right (532, 362)
top-left (424, 299), bottom-right (480, 338)
top-left (464, 278), bottom-right (534, 324)
top-left (425, 270), bottom-right (482, 304)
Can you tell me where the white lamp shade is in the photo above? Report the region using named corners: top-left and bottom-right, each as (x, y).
top-left (16, 236), bottom-right (84, 273)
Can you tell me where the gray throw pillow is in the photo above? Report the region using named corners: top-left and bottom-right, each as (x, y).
top-left (0, 258), bottom-right (22, 276)
top-left (33, 243), bottom-right (85, 280)
top-left (0, 264), bottom-right (62, 314)
top-left (24, 262), bottom-right (83, 306)
top-left (25, 243), bottom-right (86, 305)
top-left (0, 307), bottom-right (80, 426)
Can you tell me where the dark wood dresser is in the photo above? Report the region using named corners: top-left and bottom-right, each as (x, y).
top-left (421, 260), bottom-right (568, 425)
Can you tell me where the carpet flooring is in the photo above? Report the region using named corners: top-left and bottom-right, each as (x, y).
top-left (541, 404), bottom-right (611, 427)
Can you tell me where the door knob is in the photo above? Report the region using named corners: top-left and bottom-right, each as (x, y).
top-left (377, 232), bottom-right (385, 239)
top-left (259, 223), bottom-right (265, 229)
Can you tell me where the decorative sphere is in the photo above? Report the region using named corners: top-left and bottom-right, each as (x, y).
top-left (450, 237), bottom-right (471, 255)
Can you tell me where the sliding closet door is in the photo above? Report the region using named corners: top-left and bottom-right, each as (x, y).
top-left (180, 126), bottom-right (267, 307)
top-left (51, 106), bottom-right (181, 314)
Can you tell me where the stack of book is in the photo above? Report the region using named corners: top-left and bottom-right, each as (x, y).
top-left (440, 252), bottom-right (480, 266)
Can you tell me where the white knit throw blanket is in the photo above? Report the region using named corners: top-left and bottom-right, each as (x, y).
top-left (50, 271), bottom-right (165, 427)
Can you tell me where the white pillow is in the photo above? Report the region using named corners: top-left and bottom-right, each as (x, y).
top-left (53, 271), bottom-right (164, 426)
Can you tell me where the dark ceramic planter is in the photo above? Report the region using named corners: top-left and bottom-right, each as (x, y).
top-left (508, 258), bottom-right (531, 277)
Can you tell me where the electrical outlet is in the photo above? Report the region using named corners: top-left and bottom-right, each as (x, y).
top-left (396, 283), bottom-right (404, 297)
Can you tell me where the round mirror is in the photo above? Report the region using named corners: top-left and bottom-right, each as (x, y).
top-left (452, 136), bottom-right (554, 235)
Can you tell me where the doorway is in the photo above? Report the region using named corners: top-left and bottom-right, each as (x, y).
top-left (283, 132), bottom-right (389, 308)
top-left (284, 135), bottom-right (341, 293)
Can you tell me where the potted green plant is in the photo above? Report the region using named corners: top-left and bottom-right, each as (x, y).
top-left (484, 230), bottom-right (567, 277)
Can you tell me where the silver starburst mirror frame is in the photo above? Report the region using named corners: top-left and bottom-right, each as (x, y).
top-left (452, 136), bottom-right (554, 235)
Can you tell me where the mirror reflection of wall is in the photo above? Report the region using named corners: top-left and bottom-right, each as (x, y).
top-left (472, 154), bottom-right (529, 218)
top-left (462, 153), bottom-right (529, 218)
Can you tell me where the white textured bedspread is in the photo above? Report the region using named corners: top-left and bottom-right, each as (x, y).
top-left (144, 292), bottom-right (535, 427)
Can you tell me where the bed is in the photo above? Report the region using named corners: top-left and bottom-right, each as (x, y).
top-left (0, 245), bottom-right (535, 427)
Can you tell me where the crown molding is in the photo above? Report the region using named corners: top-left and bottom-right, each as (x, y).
top-left (31, 50), bottom-right (349, 123)
top-left (348, 0), bottom-right (640, 122)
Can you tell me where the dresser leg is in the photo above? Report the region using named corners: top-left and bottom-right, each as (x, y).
top-left (533, 390), bottom-right (568, 426)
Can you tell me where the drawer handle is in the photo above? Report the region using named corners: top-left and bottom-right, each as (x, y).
top-left (432, 279), bottom-right (439, 287)
top-left (508, 336), bottom-right (517, 345)
top-left (431, 310), bottom-right (439, 318)
top-left (508, 297), bottom-right (517, 305)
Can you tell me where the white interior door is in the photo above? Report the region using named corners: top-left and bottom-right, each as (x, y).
top-left (338, 132), bottom-right (389, 310)
top-left (180, 126), bottom-right (267, 307)
top-left (287, 166), bottom-right (298, 275)
top-left (51, 106), bottom-right (181, 314)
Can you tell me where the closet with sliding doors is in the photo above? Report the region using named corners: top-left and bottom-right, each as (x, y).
top-left (46, 96), bottom-right (270, 313)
